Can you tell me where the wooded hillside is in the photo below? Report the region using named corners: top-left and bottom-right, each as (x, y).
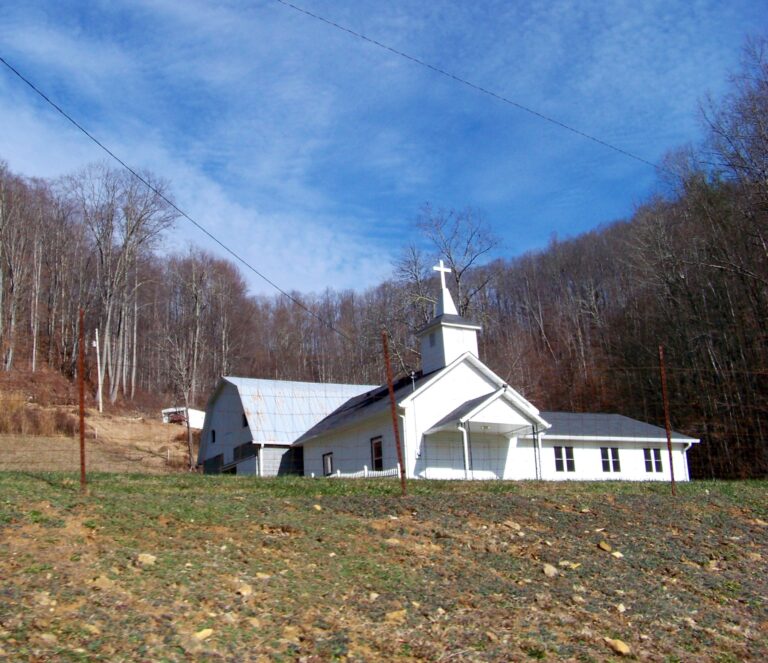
top-left (0, 40), bottom-right (765, 478)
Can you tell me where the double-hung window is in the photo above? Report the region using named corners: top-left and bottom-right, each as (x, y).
top-left (554, 446), bottom-right (575, 472)
top-left (370, 436), bottom-right (383, 471)
top-left (601, 447), bottom-right (621, 473)
top-left (644, 448), bottom-right (663, 473)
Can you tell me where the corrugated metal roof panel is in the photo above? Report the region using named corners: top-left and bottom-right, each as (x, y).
top-left (224, 376), bottom-right (377, 445)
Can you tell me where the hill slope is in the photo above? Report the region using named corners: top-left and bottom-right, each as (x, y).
top-left (0, 477), bottom-right (765, 661)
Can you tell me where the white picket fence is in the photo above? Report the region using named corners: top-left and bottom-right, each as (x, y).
top-left (311, 463), bottom-right (401, 479)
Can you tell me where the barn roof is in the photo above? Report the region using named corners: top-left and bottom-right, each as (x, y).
top-left (214, 376), bottom-right (376, 445)
top-left (537, 411), bottom-right (698, 442)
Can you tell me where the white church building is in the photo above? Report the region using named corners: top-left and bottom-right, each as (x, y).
top-left (198, 262), bottom-right (698, 481)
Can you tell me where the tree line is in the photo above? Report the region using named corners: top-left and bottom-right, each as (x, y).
top-left (0, 39), bottom-right (765, 478)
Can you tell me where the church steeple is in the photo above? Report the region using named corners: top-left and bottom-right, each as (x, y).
top-left (417, 260), bottom-right (481, 374)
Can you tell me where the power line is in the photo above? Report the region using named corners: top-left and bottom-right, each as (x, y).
top-left (0, 54), bottom-right (357, 346)
top-left (274, 0), bottom-right (672, 176)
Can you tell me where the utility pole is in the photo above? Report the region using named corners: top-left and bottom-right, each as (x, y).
top-left (658, 345), bottom-right (677, 497)
top-left (94, 327), bottom-right (103, 413)
top-left (382, 330), bottom-right (407, 497)
top-left (78, 308), bottom-right (87, 494)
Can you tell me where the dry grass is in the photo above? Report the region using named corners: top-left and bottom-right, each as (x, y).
top-left (0, 406), bottom-right (196, 473)
top-left (0, 392), bottom-right (80, 437)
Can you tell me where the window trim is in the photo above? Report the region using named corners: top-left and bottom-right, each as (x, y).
top-left (554, 446), bottom-right (575, 472)
top-left (322, 452), bottom-right (334, 477)
top-left (644, 448), bottom-right (663, 473)
top-left (601, 447), bottom-right (620, 472)
top-left (370, 436), bottom-right (383, 471)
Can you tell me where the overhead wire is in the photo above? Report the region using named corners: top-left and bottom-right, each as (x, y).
top-left (0, 54), bottom-right (357, 346)
top-left (1, 0), bottom-right (679, 350)
top-left (274, 0), bottom-right (673, 176)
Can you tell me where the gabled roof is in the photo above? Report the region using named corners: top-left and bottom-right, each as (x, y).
top-left (536, 411), bottom-right (698, 442)
top-left (295, 352), bottom-right (548, 445)
top-left (199, 376), bottom-right (375, 460)
top-left (398, 352), bottom-right (547, 425)
top-left (293, 370), bottom-right (435, 445)
top-left (426, 388), bottom-right (549, 435)
top-left (428, 392), bottom-right (495, 431)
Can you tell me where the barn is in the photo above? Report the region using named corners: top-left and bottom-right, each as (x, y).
top-left (196, 377), bottom-right (374, 475)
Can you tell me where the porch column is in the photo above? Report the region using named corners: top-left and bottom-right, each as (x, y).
top-left (459, 424), bottom-right (470, 479)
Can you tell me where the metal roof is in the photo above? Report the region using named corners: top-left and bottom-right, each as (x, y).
top-left (294, 371), bottom-right (434, 445)
top-left (223, 376), bottom-right (377, 445)
top-left (538, 411), bottom-right (697, 441)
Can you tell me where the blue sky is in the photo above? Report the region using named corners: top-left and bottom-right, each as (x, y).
top-left (1, 1), bottom-right (765, 294)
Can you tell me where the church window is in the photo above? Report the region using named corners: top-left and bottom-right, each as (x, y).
top-left (644, 448), bottom-right (662, 472)
top-left (601, 447), bottom-right (620, 472)
top-left (211, 429), bottom-right (216, 444)
top-left (554, 446), bottom-right (575, 472)
top-left (371, 436), bottom-right (383, 471)
top-left (242, 413), bottom-right (248, 428)
top-left (322, 452), bottom-right (334, 476)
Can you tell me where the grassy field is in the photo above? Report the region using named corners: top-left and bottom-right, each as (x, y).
top-left (0, 475), bottom-right (766, 662)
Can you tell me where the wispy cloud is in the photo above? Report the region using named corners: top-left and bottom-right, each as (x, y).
top-left (0, 0), bottom-right (764, 293)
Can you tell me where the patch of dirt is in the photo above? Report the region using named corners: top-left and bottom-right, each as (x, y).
top-left (0, 478), bottom-right (766, 661)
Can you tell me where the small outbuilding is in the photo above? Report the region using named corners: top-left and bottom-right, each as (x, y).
top-left (161, 407), bottom-right (206, 430)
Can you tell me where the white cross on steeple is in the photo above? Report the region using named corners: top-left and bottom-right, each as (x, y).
top-left (433, 259), bottom-right (451, 289)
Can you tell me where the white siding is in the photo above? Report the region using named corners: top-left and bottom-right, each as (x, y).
top-left (464, 433), bottom-right (507, 479)
top-left (414, 432), bottom-right (465, 479)
top-left (420, 327), bottom-right (447, 376)
top-left (202, 382), bottom-right (253, 466)
top-left (405, 361), bottom-right (498, 477)
top-left (303, 413), bottom-right (395, 477)
top-left (261, 446), bottom-right (297, 476)
top-left (503, 437), bottom-right (538, 480)
top-left (442, 326), bottom-right (479, 366)
top-left (538, 440), bottom-right (691, 481)
top-left (473, 398), bottom-right (531, 428)
top-left (421, 325), bottom-right (479, 375)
